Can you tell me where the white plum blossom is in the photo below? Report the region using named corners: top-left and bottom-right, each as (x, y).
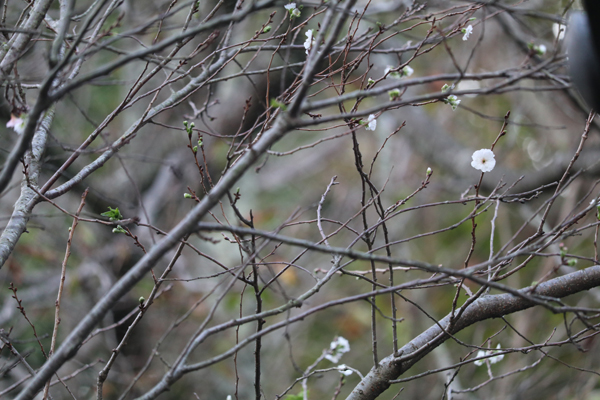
top-left (365, 114), bottom-right (377, 131)
top-left (304, 30), bottom-right (316, 55)
top-left (471, 149), bottom-right (496, 172)
top-left (6, 114), bottom-right (26, 135)
top-left (462, 25), bottom-right (473, 41)
top-left (325, 352), bottom-right (341, 363)
top-left (441, 83), bottom-right (454, 93)
top-left (337, 364), bottom-right (353, 376)
top-left (474, 344), bottom-right (505, 366)
top-left (331, 336), bottom-right (350, 352)
top-left (445, 94), bottom-right (461, 110)
top-left (284, 3), bottom-right (301, 18)
top-left (384, 65), bottom-right (399, 78)
top-left (325, 336), bottom-right (350, 363)
top-left (384, 65), bottom-right (413, 79)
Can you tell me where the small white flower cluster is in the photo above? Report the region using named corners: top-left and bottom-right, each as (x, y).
top-left (471, 148), bottom-right (496, 172)
top-left (462, 25), bottom-right (473, 41)
top-left (304, 30), bottom-right (316, 55)
top-left (325, 336), bottom-right (350, 363)
top-left (336, 364), bottom-right (353, 376)
top-left (284, 2), bottom-right (301, 18)
top-left (445, 95), bottom-right (461, 110)
top-left (384, 65), bottom-right (414, 79)
top-left (364, 114), bottom-right (377, 131)
top-left (6, 114), bottom-right (26, 135)
top-left (474, 343), bottom-right (504, 366)
top-left (441, 83), bottom-right (454, 93)
top-left (441, 84), bottom-right (460, 110)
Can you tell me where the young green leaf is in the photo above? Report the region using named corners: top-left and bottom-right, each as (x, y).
top-left (101, 206), bottom-right (123, 221)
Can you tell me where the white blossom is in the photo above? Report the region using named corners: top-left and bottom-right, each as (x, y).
top-left (365, 114), bottom-right (377, 131)
top-left (462, 25), bottom-right (473, 41)
top-left (6, 114), bottom-right (26, 135)
top-left (473, 351), bottom-right (486, 366)
top-left (384, 65), bottom-right (400, 79)
top-left (441, 83), bottom-right (454, 93)
top-left (325, 353), bottom-right (341, 363)
top-left (471, 149), bottom-right (496, 172)
top-left (325, 336), bottom-right (350, 363)
top-left (330, 336), bottom-right (350, 352)
top-left (474, 344), bottom-right (504, 366)
top-left (304, 30), bottom-right (316, 55)
top-left (385, 65), bottom-right (413, 79)
top-left (284, 3), bottom-right (301, 18)
top-left (337, 364), bottom-right (353, 376)
top-left (445, 94), bottom-right (461, 110)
